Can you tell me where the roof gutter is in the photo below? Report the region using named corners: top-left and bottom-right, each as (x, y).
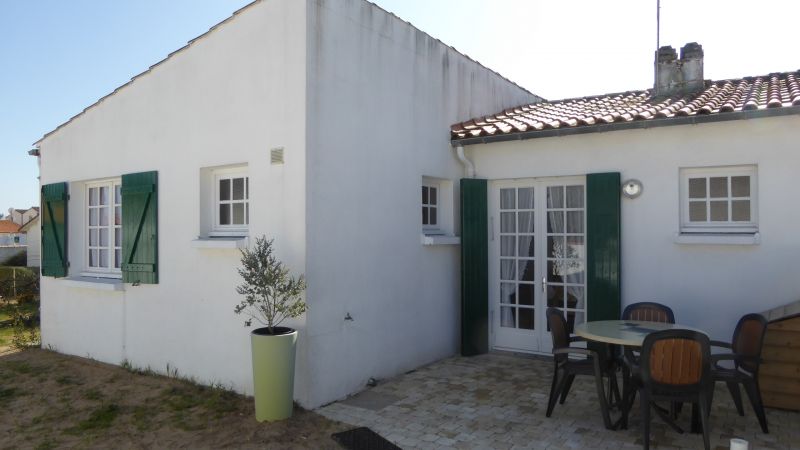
top-left (451, 105), bottom-right (800, 147)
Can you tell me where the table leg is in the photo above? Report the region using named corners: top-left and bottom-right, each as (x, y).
top-left (620, 357), bottom-right (630, 430)
top-left (690, 402), bottom-right (702, 434)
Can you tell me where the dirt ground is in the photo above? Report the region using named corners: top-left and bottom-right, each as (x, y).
top-left (0, 349), bottom-right (350, 449)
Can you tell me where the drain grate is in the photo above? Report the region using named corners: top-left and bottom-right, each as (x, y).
top-left (331, 427), bottom-right (401, 450)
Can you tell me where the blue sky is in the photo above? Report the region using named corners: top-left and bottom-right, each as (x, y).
top-left (2, 0), bottom-right (798, 211)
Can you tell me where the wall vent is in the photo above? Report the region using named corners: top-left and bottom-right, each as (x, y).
top-left (270, 147), bottom-right (285, 165)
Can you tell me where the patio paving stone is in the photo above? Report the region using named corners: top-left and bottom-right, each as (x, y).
top-left (318, 353), bottom-right (798, 449)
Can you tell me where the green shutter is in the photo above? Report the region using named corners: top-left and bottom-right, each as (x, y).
top-left (121, 171), bottom-right (158, 284)
top-left (586, 172), bottom-right (621, 322)
top-left (460, 178), bottom-right (489, 356)
top-left (41, 182), bottom-right (69, 277)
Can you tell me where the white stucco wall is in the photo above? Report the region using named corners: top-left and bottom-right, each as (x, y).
top-left (303, 0), bottom-right (539, 407)
top-left (467, 114), bottom-right (800, 343)
top-left (38, 0), bottom-right (309, 401)
top-left (24, 216), bottom-right (40, 267)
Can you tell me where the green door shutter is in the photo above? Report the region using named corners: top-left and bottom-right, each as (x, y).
top-left (121, 171), bottom-right (158, 284)
top-left (586, 172), bottom-right (621, 322)
top-left (41, 182), bottom-right (69, 277)
top-left (461, 178), bottom-right (489, 356)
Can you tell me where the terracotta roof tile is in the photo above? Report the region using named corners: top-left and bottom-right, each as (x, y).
top-left (452, 70), bottom-right (800, 141)
top-left (0, 220), bottom-right (21, 233)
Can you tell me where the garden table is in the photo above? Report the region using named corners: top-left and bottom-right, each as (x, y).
top-left (573, 320), bottom-right (709, 432)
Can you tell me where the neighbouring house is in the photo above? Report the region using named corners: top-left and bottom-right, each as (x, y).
top-left (0, 219), bottom-right (25, 265)
top-left (31, 0), bottom-right (539, 408)
top-left (451, 43), bottom-right (800, 355)
top-left (20, 214), bottom-right (40, 267)
top-left (7, 207), bottom-right (39, 226)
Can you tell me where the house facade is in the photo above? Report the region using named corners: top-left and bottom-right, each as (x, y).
top-left (7, 207), bottom-right (39, 226)
top-left (0, 219), bottom-right (26, 265)
top-left (451, 44), bottom-right (800, 355)
top-left (20, 215), bottom-right (40, 267)
top-left (33, 0), bottom-right (537, 408)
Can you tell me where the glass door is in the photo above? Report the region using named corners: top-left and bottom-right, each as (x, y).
top-left (540, 180), bottom-right (587, 353)
top-left (490, 177), bottom-right (586, 354)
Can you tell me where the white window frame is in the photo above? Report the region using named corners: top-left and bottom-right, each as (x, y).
top-left (679, 165), bottom-right (758, 234)
top-left (83, 179), bottom-right (122, 278)
top-left (422, 183), bottom-right (440, 234)
top-left (210, 168), bottom-right (249, 237)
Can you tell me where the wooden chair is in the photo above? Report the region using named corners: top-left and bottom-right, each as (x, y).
top-left (710, 313), bottom-right (769, 433)
top-left (637, 329), bottom-right (713, 450)
top-left (622, 302), bottom-right (675, 324)
top-left (545, 307), bottom-right (614, 429)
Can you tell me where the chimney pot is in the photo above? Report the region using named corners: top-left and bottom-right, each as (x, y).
top-left (657, 46), bottom-right (678, 63)
top-left (680, 42), bottom-right (704, 60)
top-left (654, 42), bottom-right (704, 96)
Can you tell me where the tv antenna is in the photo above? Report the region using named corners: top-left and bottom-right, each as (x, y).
top-left (656, 0), bottom-right (661, 50)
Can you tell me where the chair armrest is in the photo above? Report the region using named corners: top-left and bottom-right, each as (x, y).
top-left (710, 340), bottom-right (732, 349)
top-left (569, 336), bottom-right (587, 343)
top-left (553, 347), bottom-right (595, 358)
top-left (711, 353), bottom-right (762, 366)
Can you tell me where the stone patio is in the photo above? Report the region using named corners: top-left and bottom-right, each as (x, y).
top-left (317, 353), bottom-right (799, 449)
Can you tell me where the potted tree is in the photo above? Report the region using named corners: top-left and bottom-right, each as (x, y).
top-left (235, 236), bottom-right (307, 422)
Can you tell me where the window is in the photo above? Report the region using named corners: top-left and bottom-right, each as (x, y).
top-left (422, 184), bottom-right (438, 231)
top-left (86, 180), bottom-right (122, 275)
top-left (213, 170), bottom-right (249, 235)
top-left (680, 166), bottom-right (757, 234)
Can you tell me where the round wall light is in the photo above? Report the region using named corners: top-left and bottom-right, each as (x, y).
top-left (622, 179), bottom-right (643, 199)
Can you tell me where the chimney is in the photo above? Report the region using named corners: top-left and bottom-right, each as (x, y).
top-left (654, 42), bottom-right (704, 96)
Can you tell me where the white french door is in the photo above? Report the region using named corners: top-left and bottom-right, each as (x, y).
top-left (489, 177), bottom-right (587, 354)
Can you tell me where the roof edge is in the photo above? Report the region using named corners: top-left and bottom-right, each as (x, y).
top-left (361, 0), bottom-right (539, 100)
top-left (452, 105), bottom-right (800, 146)
top-left (33, 0), bottom-right (544, 148)
top-left (32, 0), bottom-right (263, 146)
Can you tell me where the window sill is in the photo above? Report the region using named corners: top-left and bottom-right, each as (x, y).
top-left (421, 234), bottom-right (461, 246)
top-left (62, 276), bottom-right (125, 291)
top-left (191, 237), bottom-right (248, 249)
top-left (673, 232), bottom-right (760, 245)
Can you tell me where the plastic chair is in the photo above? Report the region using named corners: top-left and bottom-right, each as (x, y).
top-left (545, 307), bottom-right (614, 429)
top-left (638, 329), bottom-right (713, 450)
top-left (710, 313), bottom-right (769, 433)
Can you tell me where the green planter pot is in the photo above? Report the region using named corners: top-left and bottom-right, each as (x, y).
top-left (251, 327), bottom-right (297, 422)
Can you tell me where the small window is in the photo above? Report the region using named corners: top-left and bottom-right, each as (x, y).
top-left (85, 180), bottom-right (122, 275)
top-left (422, 184), bottom-right (439, 231)
top-left (680, 166), bottom-right (757, 234)
top-left (213, 170), bottom-right (249, 235)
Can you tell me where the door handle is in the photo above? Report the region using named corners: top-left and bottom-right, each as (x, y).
top-left (542, 277), bottom-right (547, 293)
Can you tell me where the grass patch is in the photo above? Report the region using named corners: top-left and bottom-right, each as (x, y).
top-left (83, 388), bottom-right (103, 401)
top-left (0, 386), bottom-right (19, 405)
top-left (35, 439), bottom-right (59, 450)
top-left (0, 325), bottom-right (13, 347)
top-left (132, 404), bottom-right (156, 431)
top-left (65, 404), bottom-right (120, 435)
top-left (55, 375), bottom-right (82, 386)
top-left (5, 360), bottom-right (35, 374)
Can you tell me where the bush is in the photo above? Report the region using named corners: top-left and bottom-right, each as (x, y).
top-left (0, 267), bottom-right (39, 300)
top-left (11, 308), bottom-right (40, 350)
top-left (3, 251), bottom-right (27, 267)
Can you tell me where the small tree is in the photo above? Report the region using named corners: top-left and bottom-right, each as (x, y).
top-left (234, 237), bottom-right (307, 334)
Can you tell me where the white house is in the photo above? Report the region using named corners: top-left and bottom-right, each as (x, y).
top-left (32, 0), bottom-right (800, 410)
top-left (7, 207), bottom-right (39, 226)
top-left (32, 0), bottom-right (538, 408)
top-left (451, 43), bottom-right (800, 355)
top-left (20, 214), bottom-right (40, 267)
